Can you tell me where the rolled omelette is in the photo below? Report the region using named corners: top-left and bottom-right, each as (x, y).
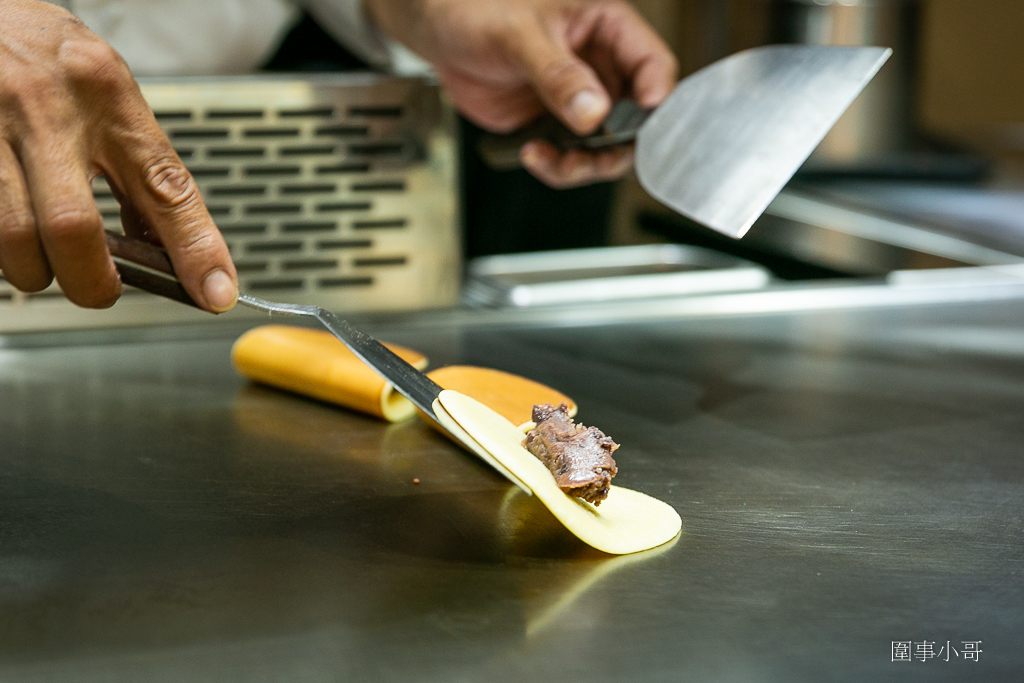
top-left (231, 325), bottom-right (428, 422)
top-left (231, 326), bottom-right (576, 426)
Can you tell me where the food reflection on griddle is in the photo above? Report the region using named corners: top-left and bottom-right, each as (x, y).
top-left (523, 403), bottom-right (618, 505)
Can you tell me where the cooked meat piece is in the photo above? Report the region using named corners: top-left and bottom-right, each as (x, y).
top-left (523, 403), bottom-right (618, 505)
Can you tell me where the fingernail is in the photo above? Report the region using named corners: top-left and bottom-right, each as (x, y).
top-left (202, 269), bottom-right (237, 312)
top-left (569, 90), bottom-right (604, 127)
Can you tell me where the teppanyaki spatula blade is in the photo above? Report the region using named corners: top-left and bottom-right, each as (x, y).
top-left (635, 44), bottom-right (891, 239)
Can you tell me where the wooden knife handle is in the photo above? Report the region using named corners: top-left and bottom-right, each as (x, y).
top-left (104, 231), bottom-right (202, 309)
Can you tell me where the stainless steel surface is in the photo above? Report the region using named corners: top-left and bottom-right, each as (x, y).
top-left (1, 279), bottom-right (1022, 681)
top-left (798, 180), bottom-right (1024, 258)
top-left (747, 187), bottom-right (1024, 275)
top-left (236, 293), bottom-right (529, 494)
top-left (463, 245), bottom-right (770, 308)
top-left (0, 75), bottom-right (460, 334)
top-left (636, 45), bottom-right (891, 238)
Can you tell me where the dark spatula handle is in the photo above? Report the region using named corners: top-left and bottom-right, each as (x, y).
top-left (104, 231), bottom-right (202, 309)
top-left (477, 99), bottom-right (652, 170)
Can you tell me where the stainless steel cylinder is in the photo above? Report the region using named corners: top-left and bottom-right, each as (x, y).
top-left (777, 0), bottom-right (918, 163)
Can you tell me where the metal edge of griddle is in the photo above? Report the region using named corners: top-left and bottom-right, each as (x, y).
top-left (10, 272), bottom-right (1024, 350)
top-left (463, 244), bottom-right (771, 308)
top-left (387, 268), bottom-right (1024, 333)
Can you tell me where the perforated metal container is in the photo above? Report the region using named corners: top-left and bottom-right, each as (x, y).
top-left (0, 74), bottom-right (460, 333)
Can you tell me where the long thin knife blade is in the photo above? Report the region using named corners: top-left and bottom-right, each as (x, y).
top-left (636, 44), bottom-right (891, 238)
top-left (237, 294), bottom-right (532, 494)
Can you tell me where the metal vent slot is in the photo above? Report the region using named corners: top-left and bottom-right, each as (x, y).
top-left (245, 165), bottom-right (301, 177)
top-left (348, 142), bottom-right (405, 156)
top-left (281, 184), bottom-right (336, 195)
top-left (93, 190), bottom-right (115, 200)
top-left (317, 201), bottom-right (372, 212)
top-left (246, 204), bottom-right (302, 215)
top-left (244, 128), bottom-right (301, 138)
top-left (153, 110), bottom-right (192, 121)
top-left (208, 148), bottom-right (266, 158)
top-left (175, 149), bottom-right (195, 159)
top-left (206, 109), bottom-right (264, 119)
top-left (354, 256), bottom-right (408, 267)
top-left (171, 129), bottom-right (230, 140)
top-left (351, 181), bottom-right (405, 193)
top-left (234, 261), bottom-right (270, 273)
top-left (248, 279), bottom-right (305, 290)
top-left (218, 224), bottom-right (267, 235)
top-left (348, 106), bottom-right (403, 118)
top-left (100, 209), bottom-right (121, 220)
top-left (209, 186), bottom-right (267, 197)
top-left (316, 125), bottom-right (369, 137)
top-left (247, 241), bottom-right (303, 253)
top-left (190, 167), bottom-right (232, 178)
top-left (282, 259), bottom-right (338, 271)
top-left (319, 276), bottom-right (374, 288)
top-left (318, 239), bottom-right (373, 250)
top-left (278, 107), bottom-right (334, 118)
top-left (352, 218), bottom-right (407, 230)
top-left (0, 293), bottom-right (12, 302)
top-left (281, 222), bottom-right (337, 233)
top-left (207, 206), bottom-right (232, 217)
top-left (279, 145), bottom-right (336, 157)
top-left (316, 162), bottom-right (371, 175)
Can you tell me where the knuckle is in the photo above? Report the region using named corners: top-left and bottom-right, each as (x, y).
top-left (40, 207), bottom-right (101, 243)
top-left (60, 39), bottom-right (130, 91)
top-left (142, 158), bottom-right (203, 210)
top-left (537, 57), bottom-right (586, 95)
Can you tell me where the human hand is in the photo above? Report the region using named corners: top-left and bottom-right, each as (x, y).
top-left (0, 0), bottom-right (237, 311)
top-left (366, 0), bottom-right (677, 188)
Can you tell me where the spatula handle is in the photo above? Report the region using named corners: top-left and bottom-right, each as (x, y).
top-left (104, 231), bottom-right (202, 309)
top-left (477, 99), bottom-right (651, 171)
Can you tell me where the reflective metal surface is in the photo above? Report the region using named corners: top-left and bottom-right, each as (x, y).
top-left (463, 245), bottom-right (770, 308)
top-left (1, 285), bottom-right (1022, 681)
top-left (0, 75), bottom-right (461, 334)
top-left (636, 45), bottom-right (890, 237)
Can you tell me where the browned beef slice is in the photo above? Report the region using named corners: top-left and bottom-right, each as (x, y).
top-left (523, 403), bottom-right (619, 506)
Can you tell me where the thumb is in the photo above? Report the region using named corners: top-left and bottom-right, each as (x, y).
top-left (506, 21), bottom-right (611, 134)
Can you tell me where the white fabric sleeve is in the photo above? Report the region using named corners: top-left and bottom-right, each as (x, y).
top-left (70, 0), bottom-right (300, 76)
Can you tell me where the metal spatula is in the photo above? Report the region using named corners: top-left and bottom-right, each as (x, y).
top-left (480, 45), bottom-right (892, 239)
top-left (104, 231), bottom-right (532, 494)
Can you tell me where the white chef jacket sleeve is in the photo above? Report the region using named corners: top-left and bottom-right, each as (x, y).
top-left (69, 0), bottom-right (300, 76)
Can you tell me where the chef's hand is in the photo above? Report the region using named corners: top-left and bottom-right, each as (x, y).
top-left (366, 0), bottom-right (677, 188)
top-left (0, 0), bottom-right (237, 311)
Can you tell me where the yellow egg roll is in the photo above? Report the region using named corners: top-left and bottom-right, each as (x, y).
top-left (231, 325), bottom-right (428, 422)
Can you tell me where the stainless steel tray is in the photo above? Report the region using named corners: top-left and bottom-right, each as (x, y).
top-left (463, 244), bottom-right (770, 308)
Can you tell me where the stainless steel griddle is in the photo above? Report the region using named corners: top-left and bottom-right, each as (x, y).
top-left (1, 279), bottom-right (1022, 682)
